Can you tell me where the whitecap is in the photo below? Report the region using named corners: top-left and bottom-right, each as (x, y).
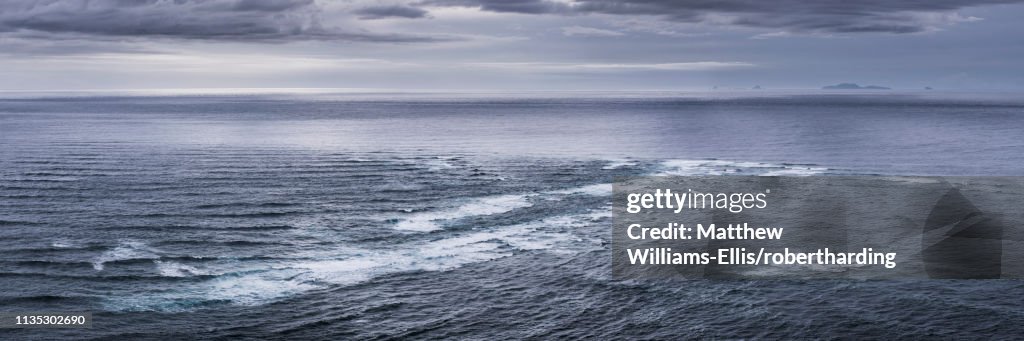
top-left (155, 260), bottom-right (208, 277)
top-left (205, 275), bottom-right (320, 306)
top-left (108, 209), bottom-right (609, 311)
top-left (393, 194), bottom-right (533, 232)
top-left (92, 240), bottom-right (160, 271)
top-left (545, 183), bottom-right (612, 197)
top-left (658, 159), bottom-right (830, 176)
top-left (602, 159), bottom-right (638, 170)
top-left (759, 166), bottom-right (828, 176)
top-left (424, 158), bottom-right (459, 171)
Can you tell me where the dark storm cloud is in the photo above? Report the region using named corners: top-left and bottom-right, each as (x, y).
top-left (424, 0), bottom-right (1024, 34)
top-left (355, 5), bottom-right (429, 19)
top-left (0, 0), bottom-right (450, 42)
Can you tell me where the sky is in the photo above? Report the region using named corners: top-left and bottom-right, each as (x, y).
top-left (1, 0), bottom-right (1023, 91)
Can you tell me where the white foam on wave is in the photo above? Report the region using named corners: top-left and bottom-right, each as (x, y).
top-left (394, 182), bottom-right (615, 232)
top-left (877, 176), bottom-right (942, 184)
top-left (393, 194), bottom-right (533, 232)
top-left (581, 206), bottom-right (613, 221)
top-left (602, 159), bottom-right (638, 170)
top-left (109, 209), bottom-right (609, 311)
top-left (92, 240), bottom-right (160, 271)
top-left (107, 157), bottom-right (838, 311)
top-left (760, 166), bottom-right (829, 176)
top-left (424, 158), bottom-right (459, 171)
top-left (206, 275), bottom-right (319, 306)
top-left (545, 183), bottom-right (613, 197)
top-left (295, 211), bottom-right (602, 285)
top-left (155, 260), bottom-right (208, 277)
top-left (659, 159), bottom-right (829, 176)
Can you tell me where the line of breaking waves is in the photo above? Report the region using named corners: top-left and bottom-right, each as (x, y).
top-left (0, 149), bottom-right (836, 312)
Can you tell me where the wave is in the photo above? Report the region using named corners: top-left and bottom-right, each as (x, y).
top-left (128, 211), bottom-right (311, 219)
top-left (153, 240), bottom-right (280, 247)
top-left (63, 156), bottom-right (842, 313)
top-left (101, 224), bottom-right (299, 231)
top-left (393, 194), bottom-right (533, 232)
top-left (0, 295), bottom-right (96, 304)
top-left (545, 183), bottom-right (613, 197)
top-left (376, 181), bottom-right (427, 192)
top-left (155, 260), bottom-right (209, 277)
top-left (602, 158), bottom-right (638, 170)
top-left (3, 176), bottom-right (81, 182)
top-left (392, 180), bottom-right (618, 232)
top-left (423, 157), bottom-right (460, 171)
top-left (659, 159), bottom-right (830, 176)
top-left (192, 202), bottom-right (300, 209)
top-left (0, 220), bottom-right (41, 226)
top-left (91, 240), bottom-right (160, 271)
top-left (103, 208), bottom-right (609, 311)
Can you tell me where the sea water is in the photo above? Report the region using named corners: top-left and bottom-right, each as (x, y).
top-left (1, 91), bottom-right (1023, 338)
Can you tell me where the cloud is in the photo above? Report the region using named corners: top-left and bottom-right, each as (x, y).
top-left (20, 53), bottom-right (420, 74)
top-left (0, 38), bottom-right (162, 57)
top-left (0, 0), bottom-right (449, 42)
top-left (4, 0), bottom-right (1005, 46)
top-left (355, 5), bottom-right (430, 19)
top-left (750, 31), bottom-right (797, 40)
top-left (608, 18), bottom-right (708, 37)
top-left (424, 0), bottom-right (1021, 34)
top-left (561, 25), bottom-right (624, 37)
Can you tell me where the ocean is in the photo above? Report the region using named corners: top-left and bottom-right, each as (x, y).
top-left (1, 91), bottom-right (1023, 339)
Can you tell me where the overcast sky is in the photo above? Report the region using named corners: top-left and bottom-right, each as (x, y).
top-left (1, 0), bottom-right (1023, 91)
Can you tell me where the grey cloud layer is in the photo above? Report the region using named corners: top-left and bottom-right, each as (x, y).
top-left (354, 5), bottom-right (429, 19)
top-left (424, 0), bottom-right (1023, 34)
top-left (0, 0), bottom-right (446, 42)
top-left (1, 0), bottom-right (1019, 46)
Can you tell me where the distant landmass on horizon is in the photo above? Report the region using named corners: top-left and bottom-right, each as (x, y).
top-left (823, 83), bottom-right (892, 90)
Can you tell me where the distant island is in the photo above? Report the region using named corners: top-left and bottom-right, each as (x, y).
top-left (822, 83), bottom-right (891, 90)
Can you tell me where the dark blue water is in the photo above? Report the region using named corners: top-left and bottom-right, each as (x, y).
top-left (1, 91), bottom-right (1023, 339)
